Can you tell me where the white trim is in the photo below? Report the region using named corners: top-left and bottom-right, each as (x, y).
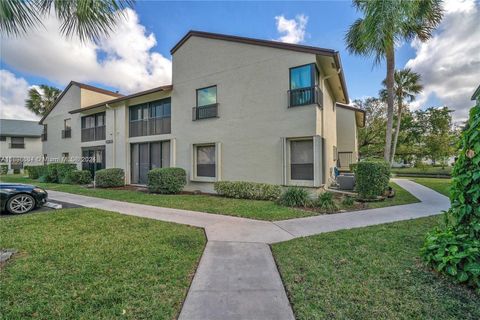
top-left (191, 142), bottom-right (220, 182)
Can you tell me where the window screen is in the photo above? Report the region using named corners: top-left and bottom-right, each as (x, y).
top-left (196, 145), bottom-right (215, 177)
top-left (290, 139), bottom-right (314, 180)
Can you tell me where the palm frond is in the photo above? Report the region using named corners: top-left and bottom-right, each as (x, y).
top-left (0, 0), bottom-right (42, 36)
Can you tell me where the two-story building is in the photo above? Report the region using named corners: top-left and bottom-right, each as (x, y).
top-left (40, 31), bottom-right (364, 192)
top-left (0, 119), bottom-right (44, 173)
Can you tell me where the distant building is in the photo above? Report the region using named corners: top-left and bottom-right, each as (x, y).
top-left (0, 119), bottom-right (43, 173)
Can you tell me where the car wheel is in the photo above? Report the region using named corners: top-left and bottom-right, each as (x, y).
top-left (6, 194), bottom-right (36, 214)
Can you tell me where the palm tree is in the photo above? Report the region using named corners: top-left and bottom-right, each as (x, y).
top-left (0, 0), bottom-right (134, 42)
top-left (345, 0), bottom-right (443, 162)
top-left (380, 68), bottom-right (423, 165)
top-left (25, 85), bottom-right (61, 116)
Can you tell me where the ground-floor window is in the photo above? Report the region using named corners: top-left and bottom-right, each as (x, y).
top-left (131, 140), bottom-right (170, 184)
top-left (290, 138), bottom-right (314, 181)
top-left (82, 146), bottom-right (105, 177)
top-left (11, 158), bottom-right (23, 170)
top-left (194, 144), bottom-right (216, 178)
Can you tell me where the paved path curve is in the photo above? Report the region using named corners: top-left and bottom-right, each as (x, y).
top-left (47, 179), bottom-right (450, 320)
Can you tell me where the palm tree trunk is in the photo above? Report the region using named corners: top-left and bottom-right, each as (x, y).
top-left (384, 45), bottom-right (395, 162)
top-left (390, 98), bottom-right (402, 166)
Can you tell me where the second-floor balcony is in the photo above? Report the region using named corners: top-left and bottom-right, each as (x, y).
top-left (129, 117), bottom-right (171, 137)
top-left (192, 104), bottom-right (218, 120)
top-left (61, 128), bottom-right (71, 139)
top-left (288, 86), bottom-right (323, 108)
top-left (81, 126), bottom-right (106, 142)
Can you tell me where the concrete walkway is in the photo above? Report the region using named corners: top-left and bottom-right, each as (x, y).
top-left (46, 178), bottom-right (449, 320)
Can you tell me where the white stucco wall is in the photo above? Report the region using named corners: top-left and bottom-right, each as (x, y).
top-left (0, 136), bottom-right (43, 172)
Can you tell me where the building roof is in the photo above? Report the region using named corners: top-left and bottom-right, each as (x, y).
top-left (69, 85), bottom-right (173, 114)
top-left (0, 119), bottom-right (43, 137)
top-left (171, 30), bottom-right (349, 102)
top-left (336, 102), bottom-right (366, 128)
top-left (39, 81), bottom-right (123, 124)
top-left (471, 84), bottom-right (480, 100)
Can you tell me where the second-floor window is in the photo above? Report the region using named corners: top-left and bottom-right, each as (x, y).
top-left (129, 98), bottom-right (171, 137)
top-left (289, 64), bottom-right (318, 107)
top-left (62, 119), bottom-right (71, 138)
top-left (193, 85), bottom-right (218, 120)
top-left (81, 112), bottom-right (106, 142)
top-left (10, 137), bottom-right (24, 149)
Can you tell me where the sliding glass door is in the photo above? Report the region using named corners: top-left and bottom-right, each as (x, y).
top-left (131, 141), bottom-right (170, 184)
top-left (82, 146), bottom-right (105, 177)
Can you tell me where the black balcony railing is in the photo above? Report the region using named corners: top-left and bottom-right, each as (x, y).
top-left (9, 143), bottom-right (25, 149)
top-left (129, 117), bottom-right (170, 137)
top-left (81, 126), bottom-right (105, 142)
top-left (192, 104), bottom-right (218, 120)
top-left (61, 128), bottom-right (71, 139)
top-left (288, 86), bottom-right (323, 108)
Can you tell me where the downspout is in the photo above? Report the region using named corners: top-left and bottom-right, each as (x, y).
top-left (105, 103), bottom-right (116, 167)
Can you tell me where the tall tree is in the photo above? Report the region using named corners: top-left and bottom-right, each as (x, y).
top-left (0, 0), bottom-right (134, 42)
top-left (422, 107), bottom-right (456, 167)
top-left (25, 85), bottom-right (61, 116)
top-left (345, 0), bottom-right (443, 162)
top-left (380, 68), bottom-right (423, 165)
top-left (355, 97), bottom-right (387, 158)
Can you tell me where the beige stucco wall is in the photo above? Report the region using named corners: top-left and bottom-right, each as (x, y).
top-left (336, 107), bottom-right (359, 168)
top-left (171, 36), bottom-right (332, 192)
top-left (80, 89), bottom-right (118, 108)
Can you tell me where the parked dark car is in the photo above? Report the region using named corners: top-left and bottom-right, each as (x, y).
top-left (0, 183), bottom-right (48, 214)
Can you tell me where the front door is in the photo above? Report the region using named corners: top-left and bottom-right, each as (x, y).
top-left (82, 146), bottom-right (105, 177)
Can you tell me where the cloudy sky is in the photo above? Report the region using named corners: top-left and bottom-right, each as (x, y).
top-left (1, 0), bottom-right (479, 121)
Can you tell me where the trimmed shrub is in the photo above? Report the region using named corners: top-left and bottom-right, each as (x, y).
top-left (355, 159), bottom-right (390, 199)
top-left (95, 168), bottom-right (124, 188)
top-left (214, 181), bottom-right (282, 201)
top-left (0, 164), bottom-right (8, 175)
top-left (277, 187), bottom-right (309, 207)
top-left (314, 192), bottom-right (338, 213)
top-left (67, 170), bottom-right (93, 185)
top-left (147, 168), bottom-right (186, 194)
top-left (13, 168), bottom-right (20, 174)
top-left (43, 163), bottom-right (77, 183)
top-left (25, 165), bottom-right (47, 179)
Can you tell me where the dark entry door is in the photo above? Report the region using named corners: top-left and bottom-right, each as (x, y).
top-left (131, 141), bottom-right (170, 185)
top-left (82, 146), bottom-right (105, 177)
top-left (138, 143), bottom-right (150, 184)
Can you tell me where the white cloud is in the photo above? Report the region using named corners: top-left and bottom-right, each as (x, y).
top-left (0, 70), bottom-right (39, 120)
top-left (275, 14), bottom-right (308, 44)
top-left (405, 0), bottom-right (480, 120)
top-left (0, 8), bottom-right (171, 94)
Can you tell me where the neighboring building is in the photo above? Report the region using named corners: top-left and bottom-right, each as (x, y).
top-left (0, 119), bottom-right (43, 173)
top-left (40, 30), bottom-right (364, 192)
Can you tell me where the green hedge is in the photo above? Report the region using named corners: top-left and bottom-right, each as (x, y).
top-left (214, 181), bottom-right (282, 200)
top-left (25, 165), bottom-right (47, 179)
top-left (147, 167), bottom-right (186, 194)
top-left (66, 170), bottom-right (92, 185)
top-left (355, 159), bottom-right (390, 199)
top-left (0, 164), bottom-right (8, 175)
top-left (42, 163), bottom-right (77, 183)
top-left (95, 168), bottom-right (124, 188)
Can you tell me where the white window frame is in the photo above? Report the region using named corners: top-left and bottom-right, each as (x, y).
top-left (191, 142), bottom-right (221, 182)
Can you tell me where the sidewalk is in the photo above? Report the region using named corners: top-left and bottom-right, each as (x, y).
top-left (47, 179), bottom-right (450, 320)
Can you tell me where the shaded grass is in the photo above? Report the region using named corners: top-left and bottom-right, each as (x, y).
top-left (0, 209), bottom-right (206, 319)
top-left (272, 216), bottom-right (479, 320)
top-left (391, 166), bottom-right (452, 176)
top-left (410, 177), bottom-right (451, 197)
top-left (0, 175), bottom-right (419, 221)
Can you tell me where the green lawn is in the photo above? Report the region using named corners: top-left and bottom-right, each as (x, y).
top-left (272, 216), bottom-right (479, 320)
top-left (392, 166), bottom-right (452, 176)
top-left (410, 177), bottom-right (451, 197)
top-left (0, 208), bottom-right (205, 320)
top-left (0, 175), bottom-right (420, 221)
